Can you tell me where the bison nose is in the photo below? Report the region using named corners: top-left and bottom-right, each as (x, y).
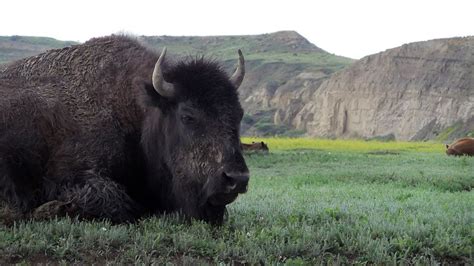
top-left (223, 172), bottom-right (249, 194)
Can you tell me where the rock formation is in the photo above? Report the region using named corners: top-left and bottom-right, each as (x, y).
top-left (292, 37), bottom-right (474, 140)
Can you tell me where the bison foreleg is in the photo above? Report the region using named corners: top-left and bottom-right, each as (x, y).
top-left (0, 150), bottom-right (45, 214)
top-left (30, 200), bottom-right (74, 220)
top-left (58, 178), bottom-right (142, 223)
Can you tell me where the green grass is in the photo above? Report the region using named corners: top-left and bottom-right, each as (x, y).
top-left (0, 138), bottom-right (472, 264)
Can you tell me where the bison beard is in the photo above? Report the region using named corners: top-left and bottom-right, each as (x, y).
top-left (0, 36), bottom-right (249, 225)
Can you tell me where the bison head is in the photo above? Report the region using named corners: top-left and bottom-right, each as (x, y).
top-left (445, 144), bottom-right (459, 156)
top-left (138, 49), bottom-right (249, 224)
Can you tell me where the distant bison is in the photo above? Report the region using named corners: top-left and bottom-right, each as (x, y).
top-left (241, 141), bottom-right (269, 153)
top-left (446, 138), bottom-right (474, 156)
top-left (0, 36), bottom-right (249, 225)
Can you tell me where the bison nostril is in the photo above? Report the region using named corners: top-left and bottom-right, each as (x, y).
top-left (223, 172), bottom-right (249, 193)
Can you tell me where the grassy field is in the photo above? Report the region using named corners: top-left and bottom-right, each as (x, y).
top-left (241, 137), bottom-right (445, 153)
top-left (0, 138), bottom-right (472, 264)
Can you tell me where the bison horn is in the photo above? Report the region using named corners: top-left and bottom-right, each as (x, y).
top-left (230, 49), bottom-right (245, 89)
top-left (152, 47), bottom-right (175, 98)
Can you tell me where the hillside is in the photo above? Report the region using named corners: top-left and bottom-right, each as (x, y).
top-left (0, 31), bottom-right (354, 136)
top-left (293, 37), bottom-right (474, 141)
top-left (140, 31), bottom-right (350, 66)
top-left (0, 36), bottom-right (78, 64)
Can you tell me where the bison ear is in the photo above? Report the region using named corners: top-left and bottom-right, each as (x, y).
top-left (134, 78), bottom-right (173, 110)
top-left (446, 144), bottom-right (449, 149)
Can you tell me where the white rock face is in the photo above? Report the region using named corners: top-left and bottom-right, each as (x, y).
top-left (294, 37), bottom-right (474, 140)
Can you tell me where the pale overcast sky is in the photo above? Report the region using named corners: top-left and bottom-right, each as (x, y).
top-left (1, 0), bottom-right (473, 59)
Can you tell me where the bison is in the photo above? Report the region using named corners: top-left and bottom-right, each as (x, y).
top-left (241, 141), bottom-right (269, 153)
top-left (0, 36), bottom-right (249, 225)
top-left (446, 137), bottom-right (474, 156)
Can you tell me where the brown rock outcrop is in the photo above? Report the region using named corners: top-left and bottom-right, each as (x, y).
top-left (294, 37), bottom-right (474, 140)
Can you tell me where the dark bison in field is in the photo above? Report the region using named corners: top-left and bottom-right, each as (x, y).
top-left (0, 36), bottom-right (249, 225)
top-left (446, 138), bottom-right (474, 156)
top-left (241, 141), bottom-right (269, 153)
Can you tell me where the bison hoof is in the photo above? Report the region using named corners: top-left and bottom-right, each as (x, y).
top-left (31, 200), bottom-right (75, 220)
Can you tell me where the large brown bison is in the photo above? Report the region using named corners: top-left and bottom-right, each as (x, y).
top-left (0, 36), bottom-right (249, 225)
top-left (446, 137), bottom-right (474, 156)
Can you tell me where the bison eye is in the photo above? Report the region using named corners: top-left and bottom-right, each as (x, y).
top-left (180, 115), bottom-right (196, 124)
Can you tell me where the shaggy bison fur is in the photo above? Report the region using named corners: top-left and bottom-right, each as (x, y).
top-left (0, 36), bottom-right (249, 225)
top-left (446, 137), bottom-right (474, 156)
